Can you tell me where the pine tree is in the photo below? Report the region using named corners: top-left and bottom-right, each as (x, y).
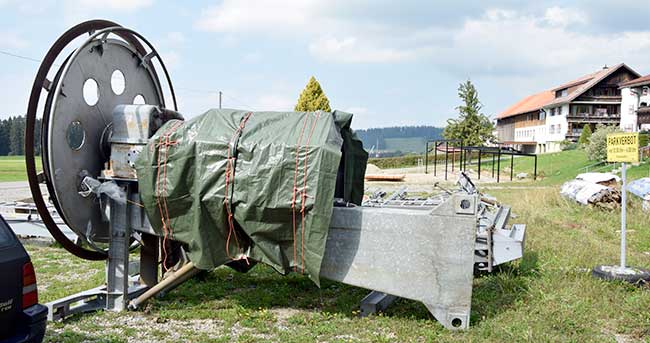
top-left (443, 80), bottom-right (495, 146)
top-left (9, 116), bottom-right (25, 155)
top-left (0, 118), bottom-right (9, 156)
top-left (295, 76), bottom-right (331, 112)
top-left (578, 124), bottom-right (592, 145)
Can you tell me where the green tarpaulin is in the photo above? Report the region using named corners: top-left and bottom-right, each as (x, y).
top-left (136, 109), bottom-right (367, 284)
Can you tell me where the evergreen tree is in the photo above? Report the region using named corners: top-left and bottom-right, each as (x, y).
top-left (443, 80), bottom-right (495, 146)
top-left (0, 119), bottom-right (9, 156)
top-left (295, 76), bottom-right (331, 112)
top-left (0, 115), bottom-right (44, 156)
top-left (578, 124), bottom-right (592, 145)
top-left (9, 116), bottom-right (25, 155)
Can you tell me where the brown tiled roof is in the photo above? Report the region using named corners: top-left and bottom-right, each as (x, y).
top-left (499, 63), bottom-right (640, 120)
top-left (551, 71), bottom-right (599, 91)
top-left (497, 90), bottom-right (554, 119)
top-left (546, 63), bottom-right (639, 106)
top-left (619, 74), bottom-right (650, 88)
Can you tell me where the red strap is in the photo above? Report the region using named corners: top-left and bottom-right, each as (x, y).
top-left (154, 120), bottom-right (184, 271)
top-left (224, 112), bottom-right (253, 261)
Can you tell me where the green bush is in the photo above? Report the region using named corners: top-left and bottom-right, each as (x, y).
top-left (585, 124), bottom-right (621, 161)
top-left (560, 140), bottom-right (578, 151)
top-left (640, 133), bottom-right (649, 147)
top-left (578, 124), bottom-right (592, 145)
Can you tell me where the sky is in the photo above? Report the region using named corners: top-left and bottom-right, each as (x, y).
top-left (1, 1), bottom-right (650, 129)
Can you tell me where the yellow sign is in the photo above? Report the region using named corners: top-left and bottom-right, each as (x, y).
top-left (607, 132), bottom-right (639, 163)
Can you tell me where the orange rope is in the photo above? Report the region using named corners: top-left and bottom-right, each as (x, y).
top-left (224, 112), bottom-right (253, 260)
top-left (291, 115), bottom-right (310, 272)
top-left (154, 120), bottom-right (184, 271)
top-left (299, 112), bottom-right (321, 273)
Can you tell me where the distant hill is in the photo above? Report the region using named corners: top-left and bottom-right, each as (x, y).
top-left (354, 126), bottom-right (443, 156)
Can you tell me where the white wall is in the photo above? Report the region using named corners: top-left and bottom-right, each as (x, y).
top-left (544, 104), bottom-right (569, 145)
top-left (514, 124), bottom-right (546, 143)
top-left (621, 86), bottom-right (650, 132)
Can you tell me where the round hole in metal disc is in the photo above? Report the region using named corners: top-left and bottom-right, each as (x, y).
top-left (66, 121), bottom-right (86, 151)
top-left (82, 78), bottom-right (99, 106)
top-left (451, 318), bottom-right (462, 328)
top-left (111, 69), bottom-right (125, 95)
top-left (133, 94), bottom-right (146, 105)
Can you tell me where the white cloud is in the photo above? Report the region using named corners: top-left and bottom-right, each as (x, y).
top-left (253, 94), bottom-right (294, 111)
top-left (160, 50), bottom-right (181, 70)
top-left (166, 32), bottom-right (186, 45)
top-left (62, 0), bottom-right (154, 24)
top-left (544, 7), bottom-right (588, 27)
top-left (195, 0), bottom-right (325, 34)
top-left (194, 2), bottom-right (650, 73)
top-left (309, 36), bottom-right (428, 63)
top-left (0, 0), bottom-right (56, 14)
top-left (0, 30), bottom-right (28, 50)
top-left (443, 8), bottom-right (650, 75)
top-left (195, 0), bottom-right (433, 63)
top-left (68, 0), bottom-right (153, 11)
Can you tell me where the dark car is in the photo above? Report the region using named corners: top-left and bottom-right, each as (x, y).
top-left (0, 214), bottom-right (47, 343)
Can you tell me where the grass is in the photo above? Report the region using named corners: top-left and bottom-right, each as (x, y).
top-left (0, 156), bottom-right (41, 182)
top-left (26, 184), bottom-right (650, 342)
top-left (508, 149), bottom-right (650, 185)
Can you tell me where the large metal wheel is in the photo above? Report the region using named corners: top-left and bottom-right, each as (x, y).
top-left (25, 20), bottom-right (177, 260)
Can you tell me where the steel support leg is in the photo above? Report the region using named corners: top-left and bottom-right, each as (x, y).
top-left (107, 195), bottom-right (131, 311)
top-left (359, 291), bottom-right (398, 317)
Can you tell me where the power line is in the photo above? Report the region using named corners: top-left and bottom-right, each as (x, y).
top-left (0, 48), bottom-right (258, 110)
top-left (0, 49), bottom-right (43, 64)
top-left (222, 93), bottom-right (256, 111)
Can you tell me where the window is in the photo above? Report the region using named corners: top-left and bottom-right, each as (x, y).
top-left (539, 110), bottom-right (546, 120)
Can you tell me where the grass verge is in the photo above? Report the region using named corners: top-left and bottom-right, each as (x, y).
top-left (0, 156), bottom-right (41, 182)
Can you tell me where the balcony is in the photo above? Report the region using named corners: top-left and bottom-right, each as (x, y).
top-left (566, 113), bottom-right (620, 123)
top-left (576, 95), bottom-right (622, 102)
top-left (566, 131), bottom-right (581, 140)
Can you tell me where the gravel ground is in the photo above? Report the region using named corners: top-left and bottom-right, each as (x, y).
top-left (0, 181), bottom-right (48, 203)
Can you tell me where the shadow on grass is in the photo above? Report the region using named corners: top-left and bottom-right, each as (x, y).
top-left (148, 251), bottom-right (539, 325)
top-left (469, 251), bottom-right (539, 325)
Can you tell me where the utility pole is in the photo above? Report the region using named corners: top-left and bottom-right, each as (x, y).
top-left (218, 91), bottom-right (222, 109)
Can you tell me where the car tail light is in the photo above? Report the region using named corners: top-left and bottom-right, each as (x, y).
top-left (22, 261), bottom-right (38, 309)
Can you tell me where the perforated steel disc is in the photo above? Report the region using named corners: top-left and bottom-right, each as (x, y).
top-left (47, 37), bottom-right (164, 242)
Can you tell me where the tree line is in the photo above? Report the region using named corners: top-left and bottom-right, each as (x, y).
top-left (0, 115), bottom-right (42, 156)
top-left (354, 126), bottom-right (443, 150)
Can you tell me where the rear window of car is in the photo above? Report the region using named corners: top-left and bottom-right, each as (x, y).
top-left (0, 218), bottom-right (18, 249)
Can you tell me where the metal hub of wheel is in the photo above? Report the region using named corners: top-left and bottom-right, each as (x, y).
top-left (25, 20), bottom-right (176, 260)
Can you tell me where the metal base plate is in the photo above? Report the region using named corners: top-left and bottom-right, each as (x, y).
top-left (592, 265), bottom-right (650, 284)
top-left (46, 280), bottom-right (148, 321)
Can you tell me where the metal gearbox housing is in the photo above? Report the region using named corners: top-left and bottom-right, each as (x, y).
top-left (104, 105), bottom-right (182, 180)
